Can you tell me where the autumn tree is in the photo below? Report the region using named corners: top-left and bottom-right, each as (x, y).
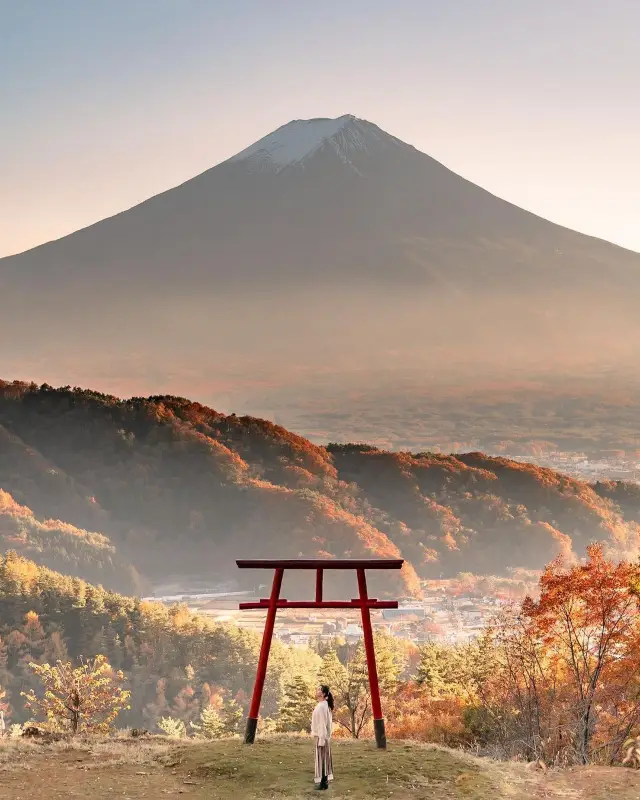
top-left (470, 609), bottom-right (553, 759)
top-left (490, 545), bottom-right (640, 764)
top-left (158, 716), bottom-right (187, 738)
top-left (0, 686), bottom-right (10, 728)
top-left (385, 682), bottom-right (468, 745)
top-left (170, 685), bottom-right (200, 727)
top-left (21, 655), bottom-right (130, 734)
top-left (335, 648), bottom-right (370, 739)
top-left (528, 545), bottom-right (640, 763)
top-left (318, 648), bottom-right (361, 736)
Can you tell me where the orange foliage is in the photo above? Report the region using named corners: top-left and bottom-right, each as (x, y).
top-left (3, 380), bottom-right (640, 600)
top-left (385, 683), bottom-right (468, 745)
top-left (485, 545), bottom-right (640, 764)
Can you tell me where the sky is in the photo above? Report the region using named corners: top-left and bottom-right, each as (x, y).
top-left (1, 0), bottom-right (638, 257)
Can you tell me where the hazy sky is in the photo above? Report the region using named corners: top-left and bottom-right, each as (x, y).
top-left (1, 0), bottom-right (638, 257)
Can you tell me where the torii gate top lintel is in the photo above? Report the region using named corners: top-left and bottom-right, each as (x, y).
top-left (236, 558), bottom-right (402, 611)
top-left (236, 558), bottom-right (404, 569)
top-left (237, 557), bottom-right (403, 748)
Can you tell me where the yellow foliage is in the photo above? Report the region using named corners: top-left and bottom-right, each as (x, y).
top-left (21, 655), bottom-right (130, 734)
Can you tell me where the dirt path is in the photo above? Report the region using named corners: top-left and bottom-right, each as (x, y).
top-left (0, 748), bottom-right (208, 800)
top-left (543, 764), bottom-right (640, 800)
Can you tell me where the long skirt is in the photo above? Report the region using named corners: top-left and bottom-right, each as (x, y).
top-left (314, 738), bottom-right (334, 783)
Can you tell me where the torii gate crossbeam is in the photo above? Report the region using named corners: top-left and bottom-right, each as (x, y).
top-left (236, 558), bottom-right (403, 749)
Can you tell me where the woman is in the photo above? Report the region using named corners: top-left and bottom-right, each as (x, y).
top-left (311, 684), bottom-right (334, 790)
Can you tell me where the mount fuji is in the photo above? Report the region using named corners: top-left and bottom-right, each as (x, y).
top-left (2, 113), bottom-right (640, 437)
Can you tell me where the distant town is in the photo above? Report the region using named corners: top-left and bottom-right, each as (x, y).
top-left (494, 449), bottom-right (640, 483)
top-left (143, 579), bottom-right (507, 648)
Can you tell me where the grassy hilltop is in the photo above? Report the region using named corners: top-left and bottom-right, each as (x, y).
top-left (2, 736), bottom-right (640, 799)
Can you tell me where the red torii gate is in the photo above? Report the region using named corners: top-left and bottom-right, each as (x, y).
top-left (236, 558), bottom-right (403, 749)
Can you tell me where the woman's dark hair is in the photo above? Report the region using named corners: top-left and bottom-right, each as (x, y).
top-left (320, 684), bottom-right (334, 711)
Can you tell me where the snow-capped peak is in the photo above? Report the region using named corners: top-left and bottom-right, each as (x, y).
top-left (227, 114), bottom-right (404, 173)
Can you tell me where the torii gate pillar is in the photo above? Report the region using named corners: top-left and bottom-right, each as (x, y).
top-left (236, 558), bottom-right (404, 749)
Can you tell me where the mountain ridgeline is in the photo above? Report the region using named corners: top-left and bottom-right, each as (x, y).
top-left (1, 380), bottom-right (639, 598)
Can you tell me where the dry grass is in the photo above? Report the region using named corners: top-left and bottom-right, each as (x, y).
top-left (0, 732), bottom-right (175, 771)
top-left (0, 734), bottom-right (640, 799)
top-left (0, 737), bottom-right (38, 767)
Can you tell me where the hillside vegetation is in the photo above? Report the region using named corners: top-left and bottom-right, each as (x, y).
top-left (0, 550), bottom-right (323, 730)
top-left (1, 380), bottom-right (640, 596)
top-left (3, 541), bottom-right (640, 771)
top-left (0, 490), bottom-right (140, 595)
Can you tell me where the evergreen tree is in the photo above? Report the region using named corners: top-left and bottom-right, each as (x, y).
top-left (20, 611), bottom-right (47, 666)
top-left (416, 641), bottom-right (468, 696)
top-left (318, 648), bottom-right (348, 693)
top-left (276, 675), bottom-right (315, 732)
top-left (221, 698), bottom-right (243, 735)
top-left (191, 705), bottom-right (224, 739)
top-left (372, 631), bottom-right (405, 690)
top-left (416, 637), bottom-right (497, 701)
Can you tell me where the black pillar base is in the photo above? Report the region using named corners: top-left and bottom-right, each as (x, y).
top-left (373, 718), bottom-right (387, 749)
top-left (244, 716), bottom-right (258, 744)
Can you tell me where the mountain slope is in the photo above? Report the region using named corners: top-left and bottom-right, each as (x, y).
top-left (0, 489), bottom-right (140, 594)
top-left (3, 114), bottom-right (637, 293)
top-left (2, 114), bottom-right (640, 417)
top-left (1, 381), bottom-right (638, 595)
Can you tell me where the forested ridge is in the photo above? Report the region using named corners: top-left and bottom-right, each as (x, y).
top-left (2, 380), bottom-right (640, 598)
top-left (0, 550), bottom-right (319, 730)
